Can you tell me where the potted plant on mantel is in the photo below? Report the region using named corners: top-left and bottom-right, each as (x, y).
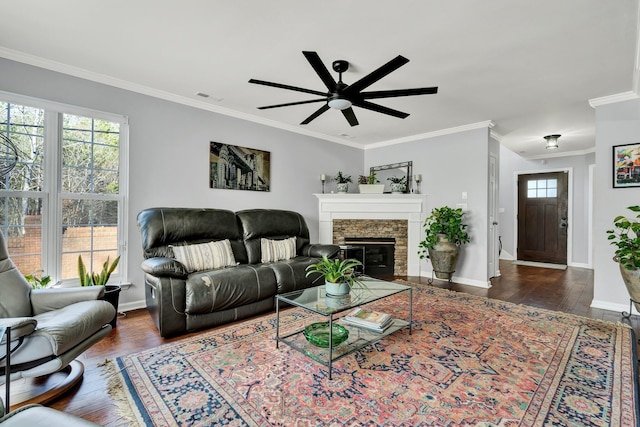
top-left (418, 206), bottom-right (470, 281)
top-left (387, 175), bottom-right (407, 193)
top-left (358, 171), bottom-right (384, 194)
top-left (78, 255), bottom-right (121, 327)
top-left (305, 255), bottom-right (363, 296)
top-left (335, 171), bottom-right (352, 193)
top-left (606, 205), bottom-right (640, 314)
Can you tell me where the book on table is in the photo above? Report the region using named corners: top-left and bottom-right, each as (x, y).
top-left (343, 307), bottom-right (393, 332)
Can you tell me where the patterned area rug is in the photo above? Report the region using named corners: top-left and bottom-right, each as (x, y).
top-left (106, 282), bottom-right (639, 426)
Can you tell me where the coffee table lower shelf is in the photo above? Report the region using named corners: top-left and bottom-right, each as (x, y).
top-left (277, 318), bottom-right (410, 379)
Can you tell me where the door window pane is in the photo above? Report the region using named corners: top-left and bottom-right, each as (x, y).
top-left (527, 178), bottom-right (558, 198)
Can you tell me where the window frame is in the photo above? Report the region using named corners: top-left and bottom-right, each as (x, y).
top-left (0, 90), bottom-right (129, 286)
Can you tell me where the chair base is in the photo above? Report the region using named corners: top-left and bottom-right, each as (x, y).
top-left (3, 360), bottom-right (84, 411)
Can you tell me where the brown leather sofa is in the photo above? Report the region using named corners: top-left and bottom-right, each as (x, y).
top-left (137, 208), bottom-right (339, 337)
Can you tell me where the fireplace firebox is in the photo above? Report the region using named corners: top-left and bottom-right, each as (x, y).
top-left (342, 237), bottom-right (395, 276)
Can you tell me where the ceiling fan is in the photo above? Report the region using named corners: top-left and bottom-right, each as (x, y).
top-left (249, 51), bottom-right (438, 127)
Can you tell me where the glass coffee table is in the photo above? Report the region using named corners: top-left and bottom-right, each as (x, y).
top-left (275, 277), bottom-right (412, 380)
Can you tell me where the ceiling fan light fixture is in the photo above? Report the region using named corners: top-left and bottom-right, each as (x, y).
top-left (328, 97), bottom-right (352, 110)
top-left (544, 134), bottom-right (561, 150)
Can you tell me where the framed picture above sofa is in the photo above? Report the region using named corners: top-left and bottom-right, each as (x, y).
top-left (210, 141), bottom-right (270, 191)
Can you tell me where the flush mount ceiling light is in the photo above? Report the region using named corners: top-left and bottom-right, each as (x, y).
top-left (544, 134), bottom-right (561, 150)
top-left (327, 96), bottom-right (352, 110)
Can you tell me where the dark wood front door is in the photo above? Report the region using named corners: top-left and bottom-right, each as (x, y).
top-left (517, 171), bottom-right (568, 264)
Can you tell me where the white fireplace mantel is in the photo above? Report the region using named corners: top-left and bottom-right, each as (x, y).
top-left (314, 193), bottom-right (426, 276)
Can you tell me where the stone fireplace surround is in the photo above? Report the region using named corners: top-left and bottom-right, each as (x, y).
top-left (315, 194), bottom-right (425, 276)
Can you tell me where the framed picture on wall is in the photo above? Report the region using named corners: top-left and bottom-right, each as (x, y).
top-left (210, 142), bottom-right (270, 191)
top-left (613, 142), bottom-right (640, 188)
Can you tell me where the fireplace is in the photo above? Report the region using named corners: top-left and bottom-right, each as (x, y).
top-left (315, 193), bottom-right (426, 276)
top-left (343, 237), bottom-right (395, 276)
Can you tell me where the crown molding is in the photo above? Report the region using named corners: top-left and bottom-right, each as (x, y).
top-left (363, 120), bottom-right (495, 150)
top-left (0, 47), bottom-right (366, 149)
top-left (588, 91), bottom-right (639, 108)
top-left (0, 48), bottom-right (497, 151)
top-left (489, 129), bottom-right (504, 142)
top-left (521, 146), bottom-right (596, 161)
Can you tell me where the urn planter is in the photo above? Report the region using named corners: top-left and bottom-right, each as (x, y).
top-left (428, 234), bottom-right (460, 280)
top-left (617, 260), bottom-right (640, 313)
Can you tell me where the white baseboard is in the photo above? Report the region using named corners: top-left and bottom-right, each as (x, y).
top-left (590, 299), bottom-right (638, 315)
top-left (420, 273), bottom-right (492, 289)
top-left (499, 250), bottom-right (515, 260)
top-left (118, 299), bottom-right (146, 312)
top-left (568, 262), bottom-right (591, 269)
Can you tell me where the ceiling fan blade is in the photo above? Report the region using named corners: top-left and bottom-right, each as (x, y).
top-left (345, 55), bottom-right (410, 95)
top-left (257, 99), bottom-right (327, 110)
top-left (361, 87), bottom-right (438, 99)
top-left (302, 51), bottom-right (337, 91)
top-left (249, 79), bottom-right (327, 97)
top-left (352, 100), bottom-right (409, 119)
top-left (301, 104), bottom-right (330, 125)
top-left (341, 107), bottom-right (359, 127)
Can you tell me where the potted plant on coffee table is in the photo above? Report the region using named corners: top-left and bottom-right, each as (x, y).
top-left (418, 206), bottom-right (470, 281)
top-left (606, 205), bottom-right (640, 315)
top-left (335, 171), bottom-right (352, 193)
top-left (305, 255), bottom-right (363, 296)
top-left (358, 171), bottom-right (384, 194)
top-left (387, 175), bottom-right (407, 193)
top-left (78, 255), bottom-right (121, 327)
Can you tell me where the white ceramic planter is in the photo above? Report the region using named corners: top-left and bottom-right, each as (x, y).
top-left (390, 183), bottom-right (406, 193)
top-left (358, 184), bottom-right (384, 194)
top-left (325, 281), bottom-right (350, 296)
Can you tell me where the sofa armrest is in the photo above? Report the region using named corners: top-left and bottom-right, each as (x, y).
top-left (0, 317), bottom-right (37, 343)
top-left (31, 286), bottom-right (105, 315)
top-left (141, 257), bottom-right (189, 279)
top-left (300, 244), bottom-right (340, 259)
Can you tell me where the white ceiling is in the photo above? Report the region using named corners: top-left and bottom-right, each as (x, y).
top-left (0, 1), bottom-right (638, 158)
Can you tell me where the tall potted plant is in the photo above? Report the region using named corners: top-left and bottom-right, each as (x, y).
top-left (418, 206), bottom-right (470, 280)
top-left (79, 255), bottom-right (121, 327)
top-left (606, 205), bottom-right (640, 313)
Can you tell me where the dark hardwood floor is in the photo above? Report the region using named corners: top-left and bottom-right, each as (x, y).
top-left (9, 260), bottom-right (639, 426)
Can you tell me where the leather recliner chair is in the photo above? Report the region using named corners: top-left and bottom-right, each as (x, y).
top-left (0, 230), bottom-right (115, 409)
top-left (0, 402), bottom-right (100, 426)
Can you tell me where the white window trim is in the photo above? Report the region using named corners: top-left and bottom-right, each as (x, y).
top-left (0, 90), bottom-right (129, 285)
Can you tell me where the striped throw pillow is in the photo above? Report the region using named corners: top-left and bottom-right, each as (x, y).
top-left (170, 239), bottom-right (236, 273)
top-left (261, 236), bottom-right (297, 263)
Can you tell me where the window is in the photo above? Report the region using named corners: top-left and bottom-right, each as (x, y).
top-left (0, 93), bottom-right (127, 284)
top-left (527, 179), bottom-right (557, 198)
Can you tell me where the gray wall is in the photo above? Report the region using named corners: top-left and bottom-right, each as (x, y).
top-left (593, 98), bottom-right (640, 311)
top-left (0, 58), bottom-right (363, 308)
top-left (364, 127), bottom-right (492, 286)
top-left (498, 146), bottom-right (594, 267)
